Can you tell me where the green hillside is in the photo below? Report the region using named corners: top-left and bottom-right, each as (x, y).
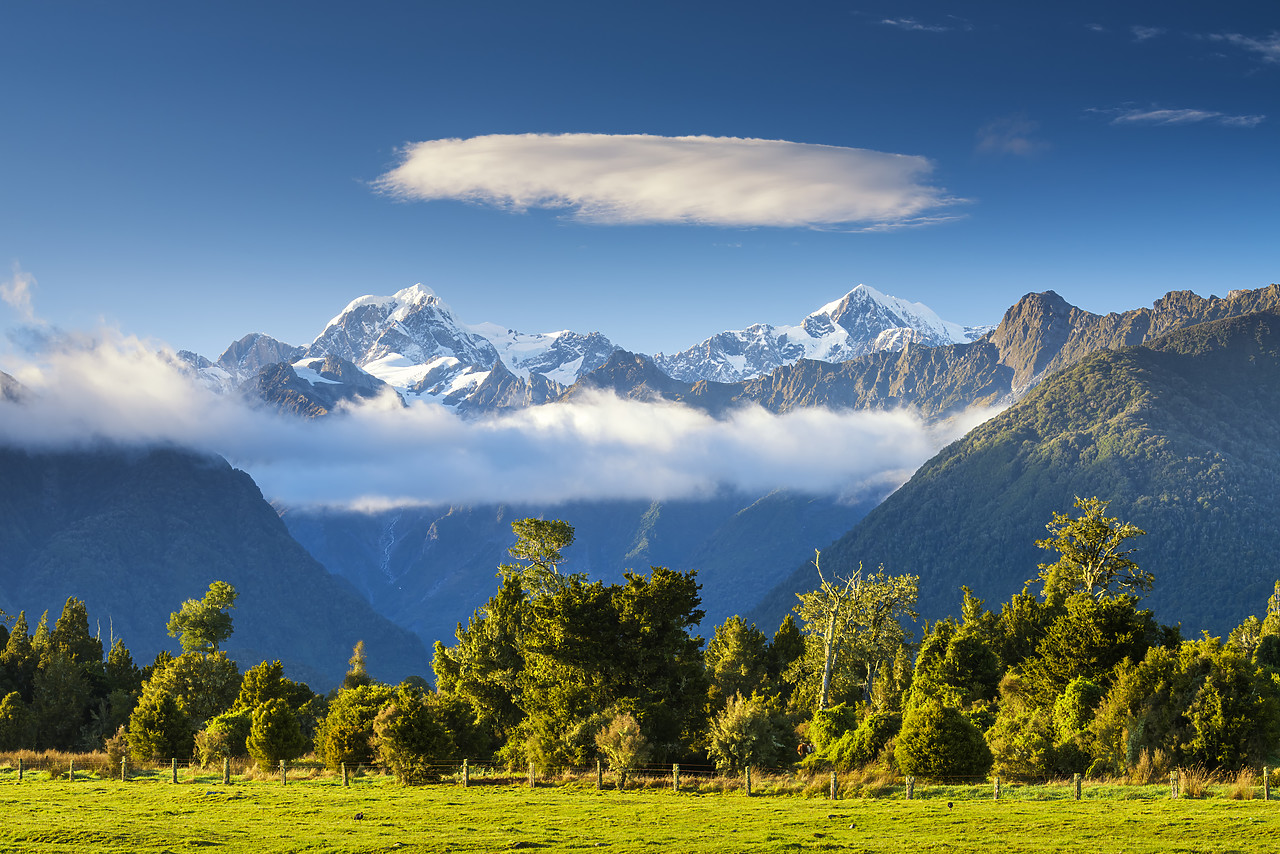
top-left (751, 311), bottom-right (1280, 634)
top-left (0, 447), bottom-right (429, 688)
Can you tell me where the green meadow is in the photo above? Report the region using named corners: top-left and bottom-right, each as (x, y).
top-left (2, 774), bottom-right (1277, 853)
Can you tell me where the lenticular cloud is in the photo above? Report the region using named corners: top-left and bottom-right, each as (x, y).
top-left (375, 133), bottom-right (962, 230)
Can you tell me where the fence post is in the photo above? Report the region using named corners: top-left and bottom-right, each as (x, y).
top-left (672, 763), bottom-right (679, 792)
top-left (280, 760), bottom-right (287, 786)
top-left (1264, 766), bottom-right (1270, 801)
top-left (171, 758), bottom-right (177, 785)
top-left (69, 761), bottom-right (74, 782)
top-left (596, 759), bottom-right (602, 791)
top-left (462, 759), bottom-right (469, 788)
top-left (528, 762), bottom-right (535, 788)
top-left (17, 757), bottom-right (22, 781)
top-left (1169, 771), bottom-right (1178, 799)
top-left (342, 763), bottom-right (349, 788)
top-left (121, 758), bottom-right (127, 782)
top-left (994, 776), bottom-right (1000, 800)
top-left (829, 770), bottom-right (838, 800)
top-left (745, 765), bottom-right (752, 797)
top-left (906, 776), bottom-right (914, 800)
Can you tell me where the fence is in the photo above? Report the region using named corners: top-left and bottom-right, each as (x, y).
top-left (0, 753), bottom-right (1275, 802)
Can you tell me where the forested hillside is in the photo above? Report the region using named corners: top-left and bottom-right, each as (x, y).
top-left (753, 311), bottom-right (1280, 633)
top-left (0, 447), bottom-right (428, 687)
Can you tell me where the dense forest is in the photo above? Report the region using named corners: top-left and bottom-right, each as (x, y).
top-left (3, 502), bottom-right (1278, 785)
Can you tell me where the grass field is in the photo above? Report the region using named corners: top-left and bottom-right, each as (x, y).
top-left (1, 771), bottom-right (1277, 853)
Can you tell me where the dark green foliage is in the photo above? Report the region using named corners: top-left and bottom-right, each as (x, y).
top-left (49, 597), bottom-right (103, 667)
top-left (0, 611), bottom-right (37, 701)
top-left (515, 566), bottom-right (707, 766)
top-left (127, 686), bottom-right (194, 762)
top-left (894, 700), bottom-right (993, 779)
top-left (32, 650), bottom-right (91, 749)
top-left (0, 691), bottom-right (35, 750)
top-left (315, 682), bottom-right (395, 770)
top-left (1020, 594), bottom-right (1157, 702)
top-left (372, 684), bottom-right (457, 784)
top-left (246, 699), bottom-right (308, 771)
top-left (706, 693), bottom-right (794, 772)
top-left (705, 617), bottom-right (771, 709)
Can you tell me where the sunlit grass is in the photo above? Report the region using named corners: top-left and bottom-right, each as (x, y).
top-left (0, 767), bottom-right (1276, 853)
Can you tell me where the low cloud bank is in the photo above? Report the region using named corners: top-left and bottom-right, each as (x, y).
top-left (0, 327), bottom-right (1000, 509)
top-left (375, 133), bottom-right (963, 230)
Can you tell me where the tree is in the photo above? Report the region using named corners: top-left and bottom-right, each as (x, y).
top-left (342, 641), bottom-right (372, 690)
top-left (315, 682), bottom-right (395, 770)
top-left (0, 611), bottom-right (37, 701)
top-left (499, 518), bottom-right (581, 599)
top-left (127, 684), bottom-right (194, 762)
top-left (246, 699), bottom-right (308, 771)
top-left (793, 553), bottom-right (918, 710)
top-left (372, 684), bottom-right (457, 784)
top-left (167, 581), bottom-right (238, 654)
top-left (1036, 497), bottom-right (1150, 604)
top-left (0, 691), bottom-right (35, 750)
top-left (49, 597), bottom-right (103, 667)
top-left (704, 617), bottom-right (771, 710)
top-left (145, 651), bottom-right (241, 729)
top-left (32, 650), bottom-right (91, 749)
top-left (894, 700), bottom-right (993, 779)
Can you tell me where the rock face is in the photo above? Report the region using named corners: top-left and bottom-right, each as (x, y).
top-left (655, 284), bottom-right (990, 383)
top-left (749, 310), bottom-right (1280, 636)
top-left (0, 446), bottom-right (430, 688)
top-left (249, 355), bottom-right (400, 417)
top-left (217, 333), bottom-right (305, 383)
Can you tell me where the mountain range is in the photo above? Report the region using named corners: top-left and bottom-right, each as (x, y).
top-left (182, 282), bottom-right (991, 415)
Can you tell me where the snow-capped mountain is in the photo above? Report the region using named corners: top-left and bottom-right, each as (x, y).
top-left (654, 284), bottom-right (994, 383)
top-left (302, 284), bottom-right (620, 405)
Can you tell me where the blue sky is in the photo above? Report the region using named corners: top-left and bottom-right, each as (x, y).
top-left (3, 1), bottom-right (1277, 361)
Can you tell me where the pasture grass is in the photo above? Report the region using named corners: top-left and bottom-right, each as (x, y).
top-left (1, 768), bottom-right (1277, 853)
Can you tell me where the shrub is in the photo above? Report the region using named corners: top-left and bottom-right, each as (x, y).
top-left (127, 686), bottom-right (194, 762)
top-left (808, 704), bottom-right (859, 752)
top-left (595, 711), bottom-right (649, 787)
top-left (707, 694), bottom-right (786, 772)
top-left (894, 701), bottom-right (992, 780)
top-left (246, 700), bottom-right (308, 772)
top-left (372, 685), bottom-right (456, 785)
top-left (195, 709), bottom-right (251, 766)
top-left (315, 683), bottom-right (395, 770)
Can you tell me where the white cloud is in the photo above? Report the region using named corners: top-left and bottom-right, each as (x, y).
top-left (976, 115), bottom-right (1049, 157)
top-left (1104, 107), bottom-right (1265, 128)
top-left (881, 18), bottom-right (949, 33)
top-left (0, 264), bottom-right (37, 324)
top-left (374, 133), bottom-right (964, 231)
top-left (0, 326), bottom-right (1000, 509)
top-left (1131, 26), bottom-right (1165, 42)
top-left (1209, 32), bottom-right (1280, 63)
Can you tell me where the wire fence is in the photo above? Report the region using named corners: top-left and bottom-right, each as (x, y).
top-left (0, 752), bottom-right (1275, 802)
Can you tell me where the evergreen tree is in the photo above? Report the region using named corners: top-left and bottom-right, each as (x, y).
top-left (166, 581), bottom-right (238, 654)
top-left (372, 684), bottom-right (456, 784)
top-left (49, 597), bottom-right (103, 667)
top-left (127, 684), bottom-right (194, 762)
top-left (246, 699), bottom-right (308, 771)
top-left (315, 682), bottom-right (395, 770)
top-left (0, 611), bottom-right (37, 700)
top-left (32, 650), bottom-right (91, 749)
top-left (704, 616), bottom-right (771, 709)
top-left (0, 691), bottom-right (35, 750)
